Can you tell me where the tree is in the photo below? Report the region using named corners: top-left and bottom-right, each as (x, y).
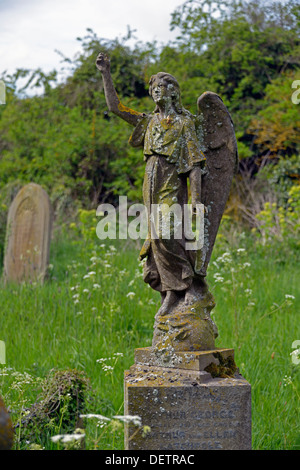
top-left (167, 0), bottom-right (300, 157)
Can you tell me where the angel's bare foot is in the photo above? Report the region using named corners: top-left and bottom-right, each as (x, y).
top-left (156, 291), bottom-right (178, 317)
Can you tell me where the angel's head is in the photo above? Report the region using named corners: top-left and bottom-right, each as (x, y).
top-left (149, 72), bottom-right (183, 113)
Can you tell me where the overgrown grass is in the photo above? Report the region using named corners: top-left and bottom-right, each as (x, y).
top-left (0, 222), bottom-right (299, 450)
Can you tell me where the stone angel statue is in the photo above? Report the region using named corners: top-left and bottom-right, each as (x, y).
top-left (96, 53), bottom-right (238, 352)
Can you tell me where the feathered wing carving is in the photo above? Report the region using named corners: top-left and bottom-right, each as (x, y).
top-left (194, 91), bottom-right (238, 276)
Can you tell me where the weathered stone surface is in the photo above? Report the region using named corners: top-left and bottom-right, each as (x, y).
top-left (135, 347), bottom-right (235, 372)
top-left (197, 91), bottom-right (238, 274)
top-left (0, 396), bottom-right (14, 450)
top-left (152, 291), bottom-right (218, 352)
top-left (3, 183), bottom-right (52, 283)
top-left (124, 349), bottom-right (251, 450)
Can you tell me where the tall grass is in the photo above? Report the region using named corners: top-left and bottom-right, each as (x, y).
top-left (0, 220), bottom-right (299, 450)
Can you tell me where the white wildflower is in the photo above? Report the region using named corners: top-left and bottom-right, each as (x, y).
top-left (285, 294), bottom-right (295, 300)
top-left (283, 375), bottom-right (292, 386)
top-left (290, 349), bottom-right (300, 361)
top-left (80, 413), bottom-right (111, 422)
top-left (243, 262), bottom-right (251, 268)
top-left (51, 432), bottom-right (85, 443)
top-left (113, 415), bottom-right (142, 426)
top-left (213, 273), bottom-right (224, 283)
top-left (217, 252), bottom-right (232, 264)
top-left (126, 292), bottom-right (136, 299)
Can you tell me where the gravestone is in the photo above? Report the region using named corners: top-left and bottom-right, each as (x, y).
top-left (3, 183), bottom-right (52, 283)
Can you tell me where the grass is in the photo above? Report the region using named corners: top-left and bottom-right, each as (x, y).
top-left (0, 222), bottom-right (299, 450)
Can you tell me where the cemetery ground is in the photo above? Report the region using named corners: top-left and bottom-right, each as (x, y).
top-left (0, 216), bottom-right (299, 451)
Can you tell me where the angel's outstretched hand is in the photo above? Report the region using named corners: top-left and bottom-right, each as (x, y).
top-left (96, 53), bottom-right (110, 73)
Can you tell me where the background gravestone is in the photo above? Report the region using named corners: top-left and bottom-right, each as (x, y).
top-left (3, 183), bottom-right (52, 283)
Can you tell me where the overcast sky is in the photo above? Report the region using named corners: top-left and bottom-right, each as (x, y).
top-left (0, 0), bottom-right (182, 79)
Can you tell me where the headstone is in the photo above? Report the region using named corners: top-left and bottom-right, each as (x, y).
top-left (3, 183), bottom-right (52, 283)
top-left (124, 348), bottom-right (251, 450)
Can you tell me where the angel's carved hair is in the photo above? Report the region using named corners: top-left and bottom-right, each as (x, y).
top-left (149, 72), bottom-right (183, 114)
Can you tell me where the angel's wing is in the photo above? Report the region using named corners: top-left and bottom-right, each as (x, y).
top-left (194, 91), bottom-right (238, 276)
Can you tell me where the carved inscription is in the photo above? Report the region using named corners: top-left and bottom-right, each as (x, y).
top-left (125, 371), bottom-right (251, 450)
top-left (143, 388), bottom-right (245, 450)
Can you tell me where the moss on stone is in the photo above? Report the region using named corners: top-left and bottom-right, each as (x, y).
top-left (204, 352), bottom-right (237, 378)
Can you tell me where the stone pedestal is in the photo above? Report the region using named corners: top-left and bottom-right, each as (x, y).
top-left (124, 347), bottom-right (251, 450)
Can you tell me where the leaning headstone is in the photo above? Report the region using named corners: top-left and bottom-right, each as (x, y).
top-left (3, 183), bottom-right (52, 283)
top-left (0, 396), bottom-right (14, 450)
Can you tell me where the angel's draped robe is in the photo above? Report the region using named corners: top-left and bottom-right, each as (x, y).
top-left (129, 111), bottom-right (206, 293)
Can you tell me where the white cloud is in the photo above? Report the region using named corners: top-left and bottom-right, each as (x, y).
top-left (0, 0), bottom-right (181, 76)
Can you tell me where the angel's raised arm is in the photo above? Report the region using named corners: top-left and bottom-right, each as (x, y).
top-left (96, 53), bottom-right (143, 127)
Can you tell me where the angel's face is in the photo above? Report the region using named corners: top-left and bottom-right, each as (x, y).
top-left (151, 79), bottom-right (173, 105)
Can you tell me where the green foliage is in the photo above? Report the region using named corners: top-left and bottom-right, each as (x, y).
top-left (254, 184), bottom-right (300, 249)
top-left (17, 368), bottom-right (90, 448)
top-left (169, 0), bottom-right (300, 150)
top-left (249, 70), bottom-right (300, 156)
top-left (257, 154), bottom-right (300, 204)
top-left (0, 1), bottom-right (299, 236)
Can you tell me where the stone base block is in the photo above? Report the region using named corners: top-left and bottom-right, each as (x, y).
top-left (124, 348), bottom-right (251, 450)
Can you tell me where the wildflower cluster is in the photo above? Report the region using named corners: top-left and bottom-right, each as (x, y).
top-left (67, 244), bottom-right (122, 316)
top-left (96, 353), bottom-right (123, 376)
top-left (211, 247), bottom-right (255, 311)
top-left (254, 185), bottom-right (300, 246)
top-left (76, 412), bottom-right (150, 449)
